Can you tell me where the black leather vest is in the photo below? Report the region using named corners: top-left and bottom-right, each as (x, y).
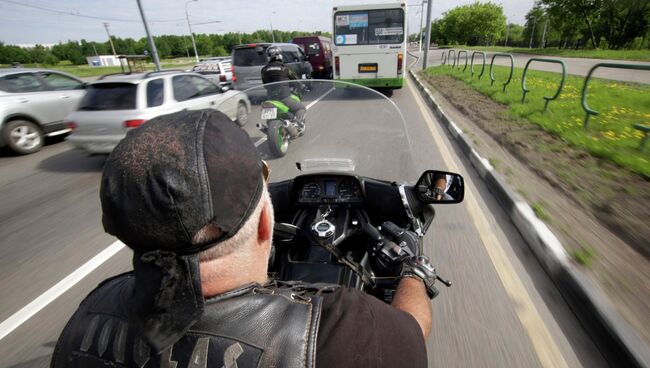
top-left (51, 273), bottom-right (337, 368)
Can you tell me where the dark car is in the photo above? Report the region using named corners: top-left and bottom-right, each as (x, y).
top-left (291, 36), bottom-right (333, 79)
top-left (231, 43), bottom-right (313, 94)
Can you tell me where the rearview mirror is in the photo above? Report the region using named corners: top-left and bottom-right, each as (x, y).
top-left (415, 170), bottom-right (464, 204)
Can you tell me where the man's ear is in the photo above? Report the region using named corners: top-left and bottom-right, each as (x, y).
top-left (257, 201), bottom-right (272, 244)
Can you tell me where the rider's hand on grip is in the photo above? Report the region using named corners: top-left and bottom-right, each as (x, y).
top-left (398, 255), bottom-right (440, 299)
top-left (381, 221), bottom-right (421, 256)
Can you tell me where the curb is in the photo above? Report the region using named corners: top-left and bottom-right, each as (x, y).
top-left (409, 69), bottom-right (650, 368)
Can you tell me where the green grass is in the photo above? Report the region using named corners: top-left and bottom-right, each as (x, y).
top-left (421, 65), bottom-right (650, 177)
top-left (572, 246), bottom-right (597, 267)
top-left (441, 45), bottom-right (650, 62)
top-left (532, 202), bottom-right (551, 222)
top-left (1, 57), bottom-right (197, 78)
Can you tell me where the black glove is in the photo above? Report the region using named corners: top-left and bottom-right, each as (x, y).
top-left (398, 255), bottom-right (439, 299)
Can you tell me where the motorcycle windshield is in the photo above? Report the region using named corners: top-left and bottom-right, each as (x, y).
top-left (217, 80), bottom-right (417, 183)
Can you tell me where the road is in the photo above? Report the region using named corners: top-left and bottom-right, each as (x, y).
top-left (0, 57), bottom-right (608, 367)
top-left (414, 48), bottom-right (650, 84)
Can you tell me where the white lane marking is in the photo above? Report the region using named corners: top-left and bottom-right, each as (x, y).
top-left (0, 241), bottom-right (125, 341)
top-left (306, 87), bottom-right (335, 109)
top-left (406, 79), bottom-right (569, 368)
top-left (253, 87), bottom-right (334, 149)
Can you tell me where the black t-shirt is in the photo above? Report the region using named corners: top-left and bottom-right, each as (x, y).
top-left (316, 288), bottom-right (427, 367)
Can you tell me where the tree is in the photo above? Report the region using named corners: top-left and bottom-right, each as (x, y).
top-left (541, 0), bottom-right (601, 48)
top-left (433, 2), bottom-right (506, 46)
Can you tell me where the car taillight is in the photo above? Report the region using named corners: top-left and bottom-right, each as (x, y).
top-left (397, 53), bottom-right (403, 75)
top-left (65, 121), bottom-right (77, 130)
top-left (124, 119), bottom-right (146, 128)
top-left (220, 74), bottom-right (226, 82)
top-left (335, 56), bottom-right (340, 76)
top-left (231, 65), bottom-right (237, 82)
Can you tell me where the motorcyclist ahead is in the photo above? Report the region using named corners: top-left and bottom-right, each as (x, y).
top-left (261, 46), bottom-right (306, 129)
top-left (51, 110), bottom-right (433, 368)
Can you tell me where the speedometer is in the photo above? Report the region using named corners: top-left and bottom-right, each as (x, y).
top-left (301, 181), bottom-right (321, 200)
top-left (338, 179), bottom-right (361, 200)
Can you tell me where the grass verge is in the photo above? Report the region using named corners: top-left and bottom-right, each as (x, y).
top-left (441, 45), bottom-right (650, 62)
top-left (421, 65), bottom-right (650, 177)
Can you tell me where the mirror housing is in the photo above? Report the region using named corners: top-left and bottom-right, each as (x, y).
top-left (220, 86), bottom-right (230, 92)
top-left (415, 170), bottom-right (464, 204)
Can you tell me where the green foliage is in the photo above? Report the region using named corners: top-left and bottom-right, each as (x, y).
top-left (432, 2), bottom-right (506, 46)
top-left (0, 30), bottom-right (332, 66)
top-left (421, 65), bottom-right (650, 177)
top-left (532, 202), bottom-right (551, 221)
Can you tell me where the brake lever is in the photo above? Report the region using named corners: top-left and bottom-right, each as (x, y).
top-left (436, 275), bottom-right (452, 287)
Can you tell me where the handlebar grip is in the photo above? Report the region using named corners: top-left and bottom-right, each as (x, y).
top-left (381, 221), bottom-right (405, 239)
top-left (362, 222), bottom-right (383, 242)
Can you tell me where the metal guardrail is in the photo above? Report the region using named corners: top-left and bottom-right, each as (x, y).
top-left (521, 58), bottom-right (567, 112)
top-left (448, 49), bottom-right (457, 68)
top-left (489, 53), bottom-right (514, 92)
top-left (456, 50), bottom-right (469, 72)
top-left (470, 51), bottom-right (487, 79)
top-left (581, 62), bottom-right (650, 129)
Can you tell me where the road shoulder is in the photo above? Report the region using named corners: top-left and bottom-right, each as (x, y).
top-left (409, 69), bottom-right (650, 368)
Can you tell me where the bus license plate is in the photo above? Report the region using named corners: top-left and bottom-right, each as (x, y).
top-left (358, 64), bottom-right (378, 73)
top-left (261, 108), bottom-right (277, 119)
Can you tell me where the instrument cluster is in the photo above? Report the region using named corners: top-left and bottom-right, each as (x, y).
top-left (296, 175), bottom-right (364, 204)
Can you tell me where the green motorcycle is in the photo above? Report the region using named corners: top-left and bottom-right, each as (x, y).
top-left (258, 93), bottom-right (304, 157)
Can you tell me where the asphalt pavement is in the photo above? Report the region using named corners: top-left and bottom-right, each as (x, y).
top-left (414, 48), bottom-right (650, 84)
top-left (0, 58), bottom-right (609, 367)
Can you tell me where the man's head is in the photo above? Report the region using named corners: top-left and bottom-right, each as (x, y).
top-left (99, 109), bottom-right (273, 351)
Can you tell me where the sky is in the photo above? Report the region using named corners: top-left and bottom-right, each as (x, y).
top-left (0, 0), bottom-right (535, 46)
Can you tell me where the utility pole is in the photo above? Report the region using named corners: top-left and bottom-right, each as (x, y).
top-left (103, 22), bottom-right (117, 57)
top-left (92, 43), bottom-right (99, 57)
top-left (185, 0), bottom-right (200, 62)
top-left (418, 0), bottom-right (425, 52)
top-left (541, 19), bottom-right (548, 48)
top-left (422, 0), bottom-right (434, 69)
top-left (504, 23), bottom-right (510, 47)
top-left (136, 0), bottom-right (161, 71)
top-left (528, 16), bottom-right (537, 49)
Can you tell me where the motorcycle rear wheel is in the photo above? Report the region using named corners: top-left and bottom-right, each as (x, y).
top-left (267, 120), bottom-right (289, 157)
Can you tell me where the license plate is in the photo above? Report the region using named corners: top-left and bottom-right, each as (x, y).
top-left (358, 64), bottom-right (378, 73)
top-left (261, 107), bottom-right (277, 119)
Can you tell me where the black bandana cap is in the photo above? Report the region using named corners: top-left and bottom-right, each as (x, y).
top-left (100, 109), bottom-right (264, 352)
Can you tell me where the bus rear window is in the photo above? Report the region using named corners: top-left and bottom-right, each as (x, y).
top-left (334, 9), bottom-right (404, 46)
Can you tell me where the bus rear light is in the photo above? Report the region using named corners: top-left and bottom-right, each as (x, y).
top-left (397, 53), bottom-right (404, 75)
top-left (231, 65), bottom-right (237, 82)
top-left (335, 56), bottom-right (340, 76)
top-left (124, 119), bottom-right (147, 128)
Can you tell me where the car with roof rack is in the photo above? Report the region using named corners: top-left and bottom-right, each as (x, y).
top-left (191, 57), bottom-right (234, 87)
top-left (65, 69), bottom-right (250, 155)
top-left (0, 68), bottom-right (86, 154)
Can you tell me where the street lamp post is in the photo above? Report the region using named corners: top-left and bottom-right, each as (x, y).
top-left (528, 16), bottom-right (537, 49)
top-left (270, 11), bottom-right (276, 43)
top-left (186, 0), bottom-right (200, 62)
top-left (418, 1), bottom-right (425, 52)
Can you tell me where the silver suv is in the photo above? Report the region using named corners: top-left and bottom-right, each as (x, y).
top-left (0, 68), bottom-right (86, 154)
top-left (66, 70), bottom-right (250, 154)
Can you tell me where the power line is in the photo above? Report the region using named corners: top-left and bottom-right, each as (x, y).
top-left (0, 0), bottom-right (185, 23)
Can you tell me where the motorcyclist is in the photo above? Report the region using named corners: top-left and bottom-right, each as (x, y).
top-left (261, 46), bottom-right (306, 130)
top-left (51, 110), bottom-right (436, 367)
top-left (420, 172), bottom-right (454, 201)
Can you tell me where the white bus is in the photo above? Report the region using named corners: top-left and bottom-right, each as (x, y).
top-left (332, 2), bottom-right (406, 89)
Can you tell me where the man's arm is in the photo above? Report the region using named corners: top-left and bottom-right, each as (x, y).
top-left (391, 277), bottom-right (432, 338)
